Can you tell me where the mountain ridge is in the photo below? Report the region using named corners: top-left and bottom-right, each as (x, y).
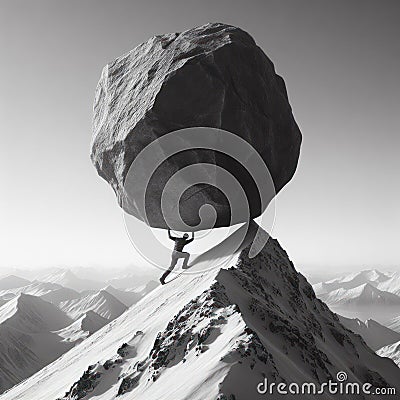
top-left (377, 341), bottom-right (400, 367)
top-left (339, 315), bottom-right (400, 350)
top-left (55, 311), bottom-right (109, 343)
top-left (0, 294), bottom-right (74, 393)
top-left (59, 289), bottom-right (127, 320)
top-left (2, 228), bottom-right (399, 400)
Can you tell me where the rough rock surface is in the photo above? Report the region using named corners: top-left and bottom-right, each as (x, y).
top-left (1, 227), bottom-right (400, 400)
top-left (91, 22), bottom-right (302, 229)
top-left (2, 226), bottom-right (400, 399)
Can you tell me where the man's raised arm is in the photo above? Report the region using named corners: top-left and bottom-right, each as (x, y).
top-left (186, 232), bottom-right (195, 244)
top-left (168, 229), bottom-right (176, 240)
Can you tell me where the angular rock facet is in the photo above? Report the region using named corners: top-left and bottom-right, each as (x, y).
top-left (91, 22), bottom-right (302, 230)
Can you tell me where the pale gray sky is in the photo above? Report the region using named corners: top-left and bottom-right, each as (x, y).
top-left (1, 0), bottom-right (399, 272)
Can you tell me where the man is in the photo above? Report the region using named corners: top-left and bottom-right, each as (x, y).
top-left (159, 229), bottom-right (195, 285)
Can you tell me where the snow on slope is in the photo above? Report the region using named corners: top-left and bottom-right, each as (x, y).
top-left (377, 272), bottom-right (400, 296)
top-left (318, 283), bottom-right (400, 308)
top-left (314, 269), bottom-right (391, 296)
top-left (314, 269), bottom-right (400, 299)
top-left (102, 286), bottom-right (142, 307)
top-left (40, 287), bottom-right (81, 304)
top-left (314, 270), bottom-right (400, 326)
top-left (387, 316), bottom-right (400, 333)
top-left (59, 290), bottom-right (127, 320)
top-left (125, 280), bottom-right (159, 294)
top-left (0, 294), bottom-right (74, 393)
top-left (0, 281), bottom-right (65, 300)
top-left (107, 274), bottom-right (158, 291)
top-left (0, 293), bottom-right (72, 329)
top-left (55, 311), bottom-right (109, 343)
top-left (2, 227), bottom-right (399, 400)
top-left (38, 270), bottom-right (105, 292)
top-left (339, 315), bottom-right (400, 350)
top-left (377, 341), bottom-right (400, 367)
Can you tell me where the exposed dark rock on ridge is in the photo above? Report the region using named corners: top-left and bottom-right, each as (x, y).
top-left (56, 227), bottom-right (400, 400)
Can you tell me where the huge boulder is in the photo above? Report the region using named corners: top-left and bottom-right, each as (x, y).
top-left (91, 22), bottom-right (302, 230)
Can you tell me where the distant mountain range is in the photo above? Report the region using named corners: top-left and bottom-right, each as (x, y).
top-left (387, 315), bottom-right (400, 332)
top-left (1, 234), bottom-right (399, 400)
top-left (0, 294), bottom-right (74, 393)
top-left (313, 269), bottom-right (400, 326)
top-left (35, 270), bottom-right (106, 292)
top-left (59, 290), bottom-right (127, 320)
top-left (314, 269), bottom-right (391, 295)
top-left (0, 270), bottom-right (158, 394)
top-left (0, 269), bottom-right (158, 305)
top-left (319, 283), bottom-right (400, 308)
top-left (313, 269), bottom-right (400, 368)
top-left (0, 263), bottom-right (398, 398)
top-left (0, 265), bottom-right (159, 290)
top-left (339, 315), bottom-right (400, 350)
top-left (55, 311), bottom-right (109, 343)
top-left (0, 275), bottom-right (31, 290)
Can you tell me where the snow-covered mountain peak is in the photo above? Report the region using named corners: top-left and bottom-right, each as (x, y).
top-left (365, 318), bottom-right (377, 327)
top-left (0, 295), bottom-right (74, 394)
top-left (3, 226), bottom-right (399, 400)
top-left (377, 341), bottom-right (400, 367)
top-left (339, 315), bottom-right (400, 351)
top-left (352, 269), bottom-right (388, 283)
top-left (81, 310), bottom-right (108, 327)
top-left (358, 282), bottom-right (378, 296)
top-left (313, 268), bottom-right (400, 297)
top-left (16, 292), bottom-right (38, 305)
top-left (59, 288), bottom-right (127, 320)
top-left (98, 288), bottom-right (116, 298)
top-left (38, 269), bottom-right (105, 292)
top-left (100, 285), bottom-right (143, 307)
top-left (0, 293), bottom-right (72, 332)
top-left (318, 281), bottom-right (400, 309)
top-left (314, 269), bottom-right (388, 294)
top-left (55, 311), bottom-right (109, 343)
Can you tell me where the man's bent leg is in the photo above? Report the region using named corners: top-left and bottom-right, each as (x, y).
top-left (160, 253), bottom-right (178, 284)
top-left (168, 255), bottom-right (178, 271)
top-left (181, 252), bottom-right (190, 269)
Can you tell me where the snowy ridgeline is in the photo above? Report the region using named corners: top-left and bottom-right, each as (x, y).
top-left (313, 269), bottom-right (400, 371)
top-left (314, 269), bottom-right (400, 307)
top-left (0, 270), bottom-right (158, 394)
top-left (1, 227), bottom-right (399, 400)
top-left (313, 270), bottom-right (400, 333)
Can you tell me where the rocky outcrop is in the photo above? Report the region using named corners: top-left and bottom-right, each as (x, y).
top-left (7, 226), bottom-right (397, 400)
top-left (91, 22), bottom-right (301, 230)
